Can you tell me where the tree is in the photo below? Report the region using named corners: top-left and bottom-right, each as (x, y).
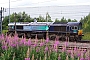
top-left (72, 19), bottom-right (77, 22)
top-left (60, 17), bottom-right (67, 22)
top-left (80, 13), bottom-right (90, 32)
top-left (2, 12), bottom-right (33, 30)
top-left (46, 12), bottom-right (52, 22)
top-left (38, 15), bottom-right (45, 22)
top-left (2, 16), bottom-right (9, 30)
top-left (55, 18), bottom-right (60, 22)
top-left (67, 19), bottom-right (71, 22)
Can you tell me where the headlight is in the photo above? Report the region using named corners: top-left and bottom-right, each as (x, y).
top-left (78, 30), bottom-right (82, 35)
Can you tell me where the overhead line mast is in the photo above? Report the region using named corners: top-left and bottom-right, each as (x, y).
top-left (9, 0), bottom-right (10, 23)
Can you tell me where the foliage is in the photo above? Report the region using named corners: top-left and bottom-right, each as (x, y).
top-left (46, 12), bottom-right (52, 22)
top-left (2, 16), bottom-right (9, 30)
top-left (0, 34), bottom-right (89, 60)
top-left (55, 18), bottom-right (60, 22)
top-left (82, 32), bottom-right (90, 40)
top-left (2, 30), bottom-right (8, 34)
top-left (80, 13), bottom-right (90, 32)
top-left (55, 17), bottom-right (77, 22)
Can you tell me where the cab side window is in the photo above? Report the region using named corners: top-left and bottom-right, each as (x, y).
top-left (9, 25), bottom-right (14, 29)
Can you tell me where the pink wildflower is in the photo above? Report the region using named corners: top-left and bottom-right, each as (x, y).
top-left (2, 45), bottom-right (8, 50)
top-left (33, 43), bottom-right (37, 47)
top-left (64, 41), bottom-right (68, 47)
top-left (1, 41), bottom-right (8, 50)
top-left (55, 49), bottom-right (58, 52)
top-left (25, 58), bottom-right (30, 60)
top-left (83, 49), bottom-right (86, 53)
top-left (74, 47), bottom-right (77, 51)
top-left (19, 38), bottom-right (26, 46)
top-left (1, 34), bottom-right (4, 40)
top-left (40, 42), bottom-right (44, 46)
top-left (22, 38), bottom-right (27, 46)
top-left (54, 44), bottom-right (57, 49)
top-left (27, 38), bottom-right (31, 46)
top-left (36, 47), bottom-right (40, 52)
top-left (88, 57), bottom-right (90, 60)
top-left (66, 50), bottom-right (71, 55)
top-left (14, 34), bottom-right (19, 41)
top-left (35, 39), bottom-right (38, 43)
top-left (46, 37), bottom-right (49, 43)
top-left (55, 40), bottom-right (59, 45)
top-left (77, 53), bottom-right (81, 57)
top-left (71, 50), bottom-right (74, 59)
top-left (11, 44), bottom-right (17, 47)
top-left (80, 58), bottom-right (84, 60)
top-left (62, 46), bottom-right (66, 52)
top-left (45, 47), bottom-right (48, 51)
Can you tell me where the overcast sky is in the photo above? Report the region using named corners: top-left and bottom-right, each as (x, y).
top-left (0, 0), bottom-right (90, 8)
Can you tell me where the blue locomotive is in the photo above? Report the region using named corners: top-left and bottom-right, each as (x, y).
top-left (8, 21), bottom-right (84, 41)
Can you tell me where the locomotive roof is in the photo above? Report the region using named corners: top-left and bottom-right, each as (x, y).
top-left (8, 22), bottom-right (54, 26)
top-left (51, 22), bottom-right (67, 26)
top-left (8, 22), bottom-right (29, 26)
top-left (67, 22), bottom-right (81, 26)
top-left (53, 22), bottom-right (67, 24)
top-left (8, 22), bottom-right (81, 26)
top-left (30, 22), bottom-right (54, 25)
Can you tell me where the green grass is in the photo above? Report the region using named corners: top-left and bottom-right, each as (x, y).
top-left (82, 32), bottom-right (90, 40)
top-left (2, 30), bottom-right (8, 34)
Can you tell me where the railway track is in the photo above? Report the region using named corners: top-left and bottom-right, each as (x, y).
top-left (30, 39), bottom-right (90, 53)
top-left (5, 36), bottom-right (90, 52)
top-left (50, 39), bottom-right (90, 43)
top-left (29, 39), bottom-right (90, 48)
top-left (23, 37), bottom-right (90, 43)
top-left (78, 40), bottom-right (90, 43)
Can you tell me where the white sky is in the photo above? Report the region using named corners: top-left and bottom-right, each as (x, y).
top-left (0, 0), bottom-right (90, 8)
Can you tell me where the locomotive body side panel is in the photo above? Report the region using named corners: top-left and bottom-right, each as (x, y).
top-left (23, 25), bottom-right (49, 31)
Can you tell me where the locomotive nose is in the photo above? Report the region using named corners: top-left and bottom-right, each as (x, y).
top-left (78, 30), bottom-right (82, 35)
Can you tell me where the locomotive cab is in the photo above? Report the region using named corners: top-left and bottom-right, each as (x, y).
top-left (67, 22), bottom-right (84, 41)
top-left (71, 26), bottom-right (78, 33)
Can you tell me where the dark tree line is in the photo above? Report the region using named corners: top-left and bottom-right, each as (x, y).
top-left (55, 17), bottom-right (77, 22)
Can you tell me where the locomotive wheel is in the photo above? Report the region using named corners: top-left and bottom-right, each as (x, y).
top-left (74, 37), bottom-right (79, 42)
top-left (37, 34), bottom-right (44, 39)
top-left (49, 36), bottom-right (56, 40)
top-left (78, 36), bottom-right (82, 41)
top-left (26, 33), bottom-right (31, 39)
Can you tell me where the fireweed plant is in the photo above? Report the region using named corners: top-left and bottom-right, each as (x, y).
top-left (0, 34), bottom-right (90, 60)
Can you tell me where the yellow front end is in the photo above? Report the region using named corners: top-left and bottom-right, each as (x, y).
top-left (78, 30), bottom-right (82, 35)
